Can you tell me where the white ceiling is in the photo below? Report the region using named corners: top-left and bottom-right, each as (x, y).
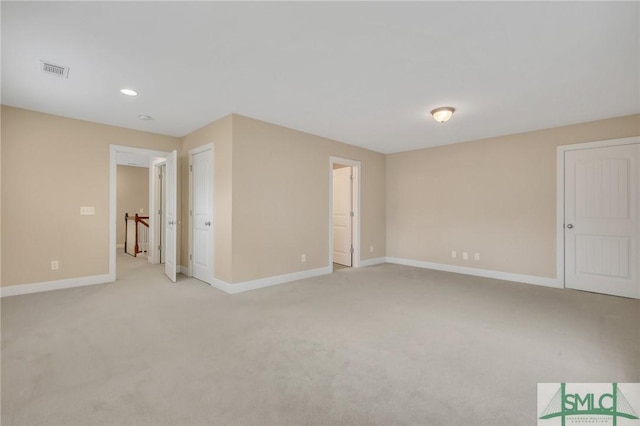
top-left (2, 2), bottom-right (638, 154)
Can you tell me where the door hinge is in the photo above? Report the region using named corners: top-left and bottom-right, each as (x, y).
top-left (158, 209), bottom-right (161, 215)
top-left (350, 175), bottom-right (354, 181)
top-left (350, 246), bottom-right (354, 254)
top-left (190, 254), bottom-right (192, 260)
top-left (158, 245), bottom-right (161, 251)
top-left (350, 211), bottom-right (354, 217)
top-left (190, 210), bottom-right (192, 216)
top-left (190, 165), bottom-right (193, 172)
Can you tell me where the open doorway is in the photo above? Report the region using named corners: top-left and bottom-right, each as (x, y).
top-left (330, 157), bottom-right (360, 272)
top-left (117, 164), bottom-right (150, 259)
top-left (109, 145), bottom-right (174, 282)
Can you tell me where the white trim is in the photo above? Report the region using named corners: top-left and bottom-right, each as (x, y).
top-left (188, 143), bottom-right (215, 284)
top-left (556, 136), bottom-right (640, 290)
top-left (178, 265), bottom-right (190, 276)
top-left (385, 257), bottom-right (561, 288)
top-left (329, 156), bottom-right (361, 269)
top-left (210, 266), bottom-right (332, 294)
top-left (110, 145), bottom-right (170, 281)
top-left (359, 257), bottom-right (386, 267)
top-left (1, 274), bottom-right (111, 298)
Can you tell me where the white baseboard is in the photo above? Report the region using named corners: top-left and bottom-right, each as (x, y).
top-left (359, 257), bottom-right (386, 267)
top-left (385, 257), bottom-right (561, 288)
top-left (211, 266), bottom-right (333, 294)
top-left (1, 274), bottom-right (114, 298)
top-left (1, 258), bottom-right (559, 298)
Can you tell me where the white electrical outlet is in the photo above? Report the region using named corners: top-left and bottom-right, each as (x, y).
top-left (474, 253), bottom-right (480, 261)
top-left (369, 246), bottom-right (374, 253)
top-left (51, 260), bottom-right (59, 270)
top-left (462, 252), bottom-right (469, 260)
top-left (301, 254), bottom-right (306, 262)
top-left (451, 250), bottom-right (457, 258)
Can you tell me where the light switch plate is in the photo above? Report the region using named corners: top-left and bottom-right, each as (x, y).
top-left (80, 206), bottom-right (95, 215)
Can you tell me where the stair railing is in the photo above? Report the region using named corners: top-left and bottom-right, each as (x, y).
top-left (124, 213), bottom-right (150, 257)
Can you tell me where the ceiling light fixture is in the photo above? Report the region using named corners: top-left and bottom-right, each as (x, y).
top-left (431, 106), bottom-right (455, 123)
top-left (138, 114), bottom-right (153, 121)
top-left (120, 88), bottom-right (138, 96)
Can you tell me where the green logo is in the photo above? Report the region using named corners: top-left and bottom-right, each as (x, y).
top-left (539, 383), bottom-right (639, 426)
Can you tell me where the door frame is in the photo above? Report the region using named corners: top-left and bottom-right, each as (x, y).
top-left (556, 136), bottom-right (640, 289)
top-left (329, 156), bottom-right (361, 268)
top-left (188, 143), bottom-right (214, 280)
top-left (109, 145), bottom-right (170, 280)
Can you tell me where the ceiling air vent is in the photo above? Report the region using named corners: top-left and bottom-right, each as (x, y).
top-left (40, 60), bottom-right (69, 78)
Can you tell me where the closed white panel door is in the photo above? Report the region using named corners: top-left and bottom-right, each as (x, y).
top-left (565, 144), bottom-right (639, 298)
top-left (191, 148), bottom-right (214, 284)
top-left (333, 166), bottom-right (352, 266)
top-left (164, 150), bottom-right (177, 283)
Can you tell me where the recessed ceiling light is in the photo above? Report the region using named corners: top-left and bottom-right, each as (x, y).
top-left (138, 114), bottom-right (153, 121)
top-left (120, 88), bottom-right (138, 96)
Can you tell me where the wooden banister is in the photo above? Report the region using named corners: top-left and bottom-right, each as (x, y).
top-left (134, 214), bottom-right (149, 256)
top-left (124, 213), bottom-right (150, 257)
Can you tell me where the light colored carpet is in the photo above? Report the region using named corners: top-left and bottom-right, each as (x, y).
top-left (2, 253), bottom-right (639, 425)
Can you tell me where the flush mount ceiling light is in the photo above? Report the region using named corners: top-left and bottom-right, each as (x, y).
top-left (138, 114), bottom-right (153, 121)
top-left (120, 88), bottom-right (138, 96)
top-left (431, 106), bottom-right (455, 123)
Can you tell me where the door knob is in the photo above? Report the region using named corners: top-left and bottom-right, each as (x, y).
top-left (566, 224), bottom-right (573, 229)
top-left (205, 221), bottom-right (211, 226)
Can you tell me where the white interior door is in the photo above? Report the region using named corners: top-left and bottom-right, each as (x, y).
top-left (164, 150), bottom-right (178, 283)
top-left (565, 144), bottom-right (639, 298)
top-left (191, 147), bottom-right (214, 284)
top-left (158, 164), bottom-right (167, 263)
top-left (333, 166), bottom-right (352, 266)
top-left (151, 160), bottom-right (166, 265)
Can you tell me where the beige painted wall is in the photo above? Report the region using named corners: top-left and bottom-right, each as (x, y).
top-left (387, 114), bottom-right (640, 278)
top-left (4, 104), bottom-right (636, 289)
top-left (1, 106), bottom-right (180, 287)
top-left (116, 165), bottom-right (149, 245)
top-left (231, 115), bottom-right (386, 283)
top-left (180, 115), bottom-right (233, 283)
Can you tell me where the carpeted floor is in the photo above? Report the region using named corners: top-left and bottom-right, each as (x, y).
top-left (2, 253), bottom-right (639, 425)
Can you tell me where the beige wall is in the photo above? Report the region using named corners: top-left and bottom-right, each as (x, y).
top-left (116, 165), bottom-right (150, 245)
top-left (231, 115), bottom-right (386, 283)
top-left (180, 115), bottom-right (233, 282)
top-left (3, 104), bottom-right (637, 289)
top-left (387, 114), bottom-right (640, 278)
top-left (1, 106), bottom-right (180, 287)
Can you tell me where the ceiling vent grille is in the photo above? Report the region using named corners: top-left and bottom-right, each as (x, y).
top-left (40, 60), bottom-right (69, 78)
